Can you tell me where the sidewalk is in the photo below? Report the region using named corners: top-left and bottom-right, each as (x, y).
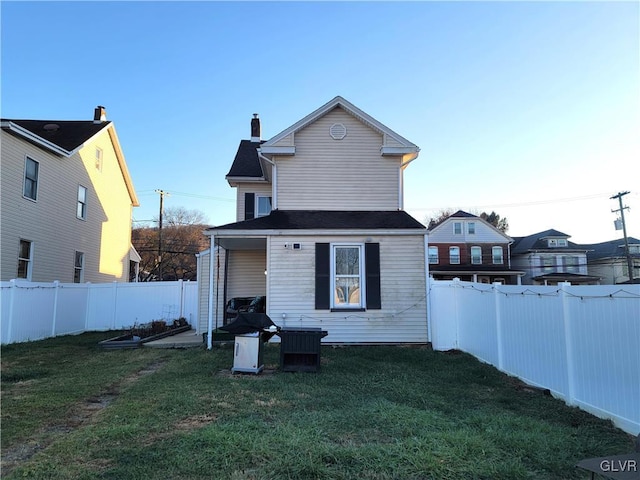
top-left (144, 329), bottom-right (203, 349)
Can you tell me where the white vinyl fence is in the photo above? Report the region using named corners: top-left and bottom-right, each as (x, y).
top-left (429, 279), bottom-right (640, 435)
top-left (1, 280), bottom-right (198, 345)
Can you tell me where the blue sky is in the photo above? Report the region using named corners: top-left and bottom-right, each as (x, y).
top-left (2, 1), bottom-right (638, 243)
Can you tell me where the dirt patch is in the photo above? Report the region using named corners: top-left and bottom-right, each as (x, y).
top-left (174, 414), bottom-right (218, 430)
top-left (1, 360), bottom-right (167, 476)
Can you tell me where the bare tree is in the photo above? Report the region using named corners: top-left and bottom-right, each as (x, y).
top-left (132, 207), bottom-right (210, 281)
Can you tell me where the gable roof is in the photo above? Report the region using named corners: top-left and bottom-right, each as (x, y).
top-left (1, 119), bottom-right (111, 155)
top-left (1, 116), bottom-right (139, 207)
top-left (260, 96), bottom-right (419, 156)
top-left (581, 237), bottom-right (640, 260)
top-left (427, 210), bottom-right (512, 241)
top-left (207, 210), bottom-right (426, 233)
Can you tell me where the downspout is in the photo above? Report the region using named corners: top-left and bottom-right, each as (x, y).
top-left (398, 154), bottom-right (417, 210)
top-left (258, 151), bottom-right (277, 210)
top-left (207, 235), bottom-right (215, 350)
top-left (424, 232), bottom-right (432, 343)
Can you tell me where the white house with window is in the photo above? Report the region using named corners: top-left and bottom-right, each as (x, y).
top-left (0, 106), bottom-right (139, 283)
top-left (427, 210), bottom-right (523, 284)
top-left (197, 96), bottom-right (428, 344)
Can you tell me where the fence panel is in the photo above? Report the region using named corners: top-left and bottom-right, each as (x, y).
top-left (54, 284), bottom-right (89, 336)
top-left (2, 280), bottom-right (199, 342)
top-left (429, 280), bottom-right (640, 435)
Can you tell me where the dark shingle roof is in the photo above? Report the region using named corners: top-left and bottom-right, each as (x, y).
top-left (208, 210), bottom-right (426, 232)
top-left (511, 229), bottom-right (579, 253)
top-left (450, 210), bottom-right (477, 218)
top-left (581, 237), bottom-right (640, 261)
top-left (226, 140), bottom-right (265, 178)
top-left (1, 119), bottom-right (111, 152)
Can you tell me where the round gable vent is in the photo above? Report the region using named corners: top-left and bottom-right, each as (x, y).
top-left (329, 123), bottom-right (347, 140)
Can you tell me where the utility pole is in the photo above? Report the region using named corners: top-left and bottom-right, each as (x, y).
top-left (155, 189), bottom-right (169, 281)
top-left (611, 191), bottom-right (635, 284)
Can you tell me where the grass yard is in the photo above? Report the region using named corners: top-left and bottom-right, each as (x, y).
top-left (1, 332), bottom-right (634, 479)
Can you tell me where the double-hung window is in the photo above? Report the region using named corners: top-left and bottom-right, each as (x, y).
top-left (18, 240), bottom-right (33, 279)
top-left (24, 157), bottom-right (39, 200)
top-left (74, 251), bottom-right (84, 283)
top-left (492, 246), bottom-right (504, 264)
top-left (470, 246), bottom-right (482, 264)
top-left (77, 186), bottom-right (87, 219)
top-left (332, 245), bottom-right (363, 308)
top-left (467, 222), bottom-right (476, 235)
top-left (428, 246), bottom-right (439, 264)
top-left (449, 246), bottom-right (460, 264)
top-left (453, 222), bottom-right (462, 235)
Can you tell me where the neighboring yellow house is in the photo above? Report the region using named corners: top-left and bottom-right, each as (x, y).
top-left (198, 96), bottom-right (428, 344)
top-left (1, 106), bottom-right (140, 283)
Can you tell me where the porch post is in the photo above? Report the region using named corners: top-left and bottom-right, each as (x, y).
top-left (207, 235), bottom-right (215, 350)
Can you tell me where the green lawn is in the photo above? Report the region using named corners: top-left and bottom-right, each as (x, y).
top-left (1, 332), bottom-right (633, 479)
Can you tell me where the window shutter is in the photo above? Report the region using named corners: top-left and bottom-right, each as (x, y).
top-left (365, 243), bottom-right (381, 309)
top-left (244, 193), bottom-right (255, 220)
top-left (315, 243), bottom-right (330, 310)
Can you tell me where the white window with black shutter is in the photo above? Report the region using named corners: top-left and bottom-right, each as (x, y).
top-left (244, 193), bottom-right (272, 220)
top-left (315, 242), bottom-right (381, 311)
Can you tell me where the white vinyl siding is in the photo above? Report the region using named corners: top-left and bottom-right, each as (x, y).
top-left (276, 108), bottom-right (401, 211)
top-left (267, 234), bottom-right (427, 344)
top-left (1, 129), bottom-right (134, 282)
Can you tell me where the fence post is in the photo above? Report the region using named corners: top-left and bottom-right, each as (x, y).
top-left (561, 281), bottom-right (576, 406)
top-left (84, 282), bottom-right (92, 331)
top-left (51, 281), bottom-right (60, 337)
top-left (112, 281), bottom-right (118, 330)
top-left (493, 282), bottom-right (504, 372)
top-left (6, 279), bottom-right (17, 344)
top-left (178, 279), bottom-right (184, 319)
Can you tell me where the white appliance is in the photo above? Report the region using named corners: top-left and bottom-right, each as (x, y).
top-left (232, 332), bottom-right (264, 374)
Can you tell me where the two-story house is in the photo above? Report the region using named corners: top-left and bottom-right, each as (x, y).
top-left (510, 229), bottom-right (600, 285)
top-left (582, 237), bottom-right (640, 285)
top-left (198, 96), bottom-right (428, 344)
top-left (1, 106), bottom-right (140, 283)
top-left (426, 210), bottom-right (523, 284)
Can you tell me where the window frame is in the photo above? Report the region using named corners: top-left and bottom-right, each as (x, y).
top-left (467, 222), bottom-right (476, 235)
top-left (331, 243), bottom-right (365, 309)
top-left (492, 246), bottom-right (504, 264)
top-left (428, 246), bottom-right (439, 264)
top-left (77, 185), bottom-right (88, 220)
top-left (255, 195), bottom-right (272, 218)
top-left (74, 251), bottom-right (84, 283)
top-left (23, 156), bottom-right (39, 201)
top-left (95, 147), bottom-right (103, 171)
top-left (449, 246), bottom-right (460, 265)
top-left (470, 246), bottom-right (482, 265)
top-left (453, 222), bottom-right (462, 235)
top-left (18, 239), bottom-right (33, 280)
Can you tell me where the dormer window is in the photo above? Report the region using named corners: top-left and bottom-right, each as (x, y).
top-left (548, 239), bottom-right (567, 247)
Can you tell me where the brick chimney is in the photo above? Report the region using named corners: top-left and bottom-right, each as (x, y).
top-left (251, 113), bottom-right (261, 142)
top-left (93, 106), bottom-right (107, 123)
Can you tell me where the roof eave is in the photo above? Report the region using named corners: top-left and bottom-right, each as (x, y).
top-left (1, 121), bottom-right (72, 156)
